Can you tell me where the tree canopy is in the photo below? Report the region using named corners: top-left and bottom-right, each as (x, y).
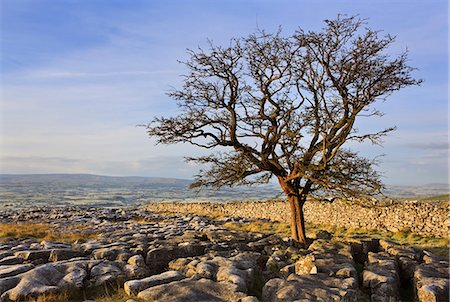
top-left (146, 15), bottom-right (421, 244)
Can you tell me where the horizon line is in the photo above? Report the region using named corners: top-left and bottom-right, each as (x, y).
top-left (0, 172), bottom-right (448, 187)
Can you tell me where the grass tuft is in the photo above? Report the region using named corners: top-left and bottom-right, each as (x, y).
top-left (0, 223), bottom-right (99, 243)
top-left (223, 220), bottom-right (290, 235)
top-left (34, 283), bottom-right (145, 302)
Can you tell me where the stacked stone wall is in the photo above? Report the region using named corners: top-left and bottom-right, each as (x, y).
top-left (146, 200), bottom-right (449, 238)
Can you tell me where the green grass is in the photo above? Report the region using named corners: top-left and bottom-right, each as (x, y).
top-left (392, 194), bottom-right (450, 202)
top-left (416, 194), bottom-right (449, 201)
top-left (223, 220), bottom-right (290, 235)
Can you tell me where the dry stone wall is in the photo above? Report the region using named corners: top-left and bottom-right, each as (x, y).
top-left (146, 200), bottom-right (449, 238)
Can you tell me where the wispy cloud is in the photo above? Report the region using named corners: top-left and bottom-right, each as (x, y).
top-left (27, 69), bottom-right (176, 79)
top-left (1, 0), bottom-right (447, 186)
top-left (407, 141), bottom-right (449, 150)
top-left (0, 155), bottom-right (198, 179)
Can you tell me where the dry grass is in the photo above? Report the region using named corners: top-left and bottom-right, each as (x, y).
top-left (322, 225), bottom-right (449, 257)
top-left (0, 222), bottom-right (99, 243)
top-left (35, 290), bottom-right (72, 302)
top-left (223, 220), bottom-right (290, 235)
top-left (34, 284), bottom-right (145, 302)
top-left (94, 288), bottom-right (144, 302)
top-left (221, 219), bottom-right (449, 258)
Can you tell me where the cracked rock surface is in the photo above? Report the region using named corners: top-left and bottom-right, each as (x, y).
top-left (0, 206), bottom-right (448, 302)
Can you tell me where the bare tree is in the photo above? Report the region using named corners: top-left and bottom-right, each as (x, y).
top-left (146, 16), bottom-right (421, 245)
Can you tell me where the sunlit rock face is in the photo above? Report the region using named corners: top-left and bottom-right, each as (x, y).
top-left (0, 206), bottom-right (447, 301)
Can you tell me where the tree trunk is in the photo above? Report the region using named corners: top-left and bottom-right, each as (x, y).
top-left (277, 177), bottom-right (308, 246)
top-left (287, 194), bottom-right (307, 246)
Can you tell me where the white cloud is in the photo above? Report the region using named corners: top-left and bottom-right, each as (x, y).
top-left (0, 155), bottom-right (199, 179)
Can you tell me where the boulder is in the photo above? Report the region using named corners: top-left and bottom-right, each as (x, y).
top-left (193, 261), bottom-right (216, 279)
top-left (417, 283), bottom-right (449, 302)
top-left (14, 250), bottom-right (52, 262)
top-left (362, 252), bottom-right (400, 301)
top-left (137, 278), bottom-right (248, 302)
top-left (146, 244), bottom-right (206, 274)
top-left (294, 254), bottom-right (317, 275)
top-left (216, 266), bottom-right (248, 292)
top-left (0, 260), bottom-right (114, 300)
top-left (58, 261), bottom-right (89, 289)
top-left (40, 241), bottom-right (71, 250)
top-left (414, 260), bottom-right (449, 302)
top-left (422, 250), bottom-right (446, 264)
top-left (89, 261), bottom-right (124, 286)
top-left (92, 246), bottom-right (130, 261)
top-left (262, 275), bottom-right (361, 302)
top-left (124, 270), bottom-right (185, 296)
top-left (127, 255), bottom-right (146, 267)
top-left (0, 256), bottom-right (24, 266)
top-left (123, 255), bottom-right (150, 279)
top-left (0, 263), bottom-right (64, 301)
top-left (349, 238), bottom-right (379, 263)
top-left (48, 249), bottom-right (85, 262)
top-left (0, 276), bottom-right (21, 296)
top-left (146, 246), bottom-right (181, 274)
top-left (0, 264), bottom-right (34, 278)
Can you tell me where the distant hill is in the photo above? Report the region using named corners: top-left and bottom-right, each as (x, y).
top-left (383, 183), bottom-right (449, 198)
top-left (0, 174), bottom-right (281, 208)
top-left (0, 174), bottom-right (447, 202)
top-left (0, 174), bottom-right (192, 189)
top-left (0, 174), bottom-right (450, 198)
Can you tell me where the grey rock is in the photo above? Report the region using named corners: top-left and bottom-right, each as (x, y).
top-left (127, 255), bottom-right (145, 266)
top-left (146, 246), bottom-right (181, 274)
top-left (0, 263), bottom-right (64, 301)
top-left (279, 263), bottom-right (295, 276)
top-left (362, 252), bottom-right (400, 301)
top-left (414, 260), bottom-right (449, 302)
top-left (123, 254), bottom-right (150, 279)
top-left (92, 246), bottom-right (129, 261)
top-left (89, 260), bottom-right (124, 286)
top-left (40, 241), bottom-right (71, 250)
top-left (137, 278), bottom-right (248, 302)
top-left (58, 261), bottom-right (89, 289)
top-left (295, 254), bottom-right (317, 275)
top-left (0, 264), bottom-right (34, 278)
top-left (216, 266), bottom-right (248, 292)
top-left (422, 250), bottom-right (445, 264)
top-left (417, 283), bottom-right (449, 302)
top-left (168, 257), bottom-right (193, 272)
top-left (194, 262), bottom-right (216, 279)
top-left (146, 244), bottom-right (206, 274)
top-left (262, 275), bottom-right (358, 302)
top-left (0, 275), bottom-right (21, 296)
top-left (14, 250), bottom-right (52, 262)
top-left (349, 238), bottom-right (379, 263)
top-left (48, 249), bottom-right (85, 262)
top-left (124, 270), bottom-right (185, 296)
top-left (0, 256), bottom-right (24, 266)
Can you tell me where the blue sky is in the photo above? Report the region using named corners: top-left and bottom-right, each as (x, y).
top-left (1, 0), bottom-right (448, 185)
